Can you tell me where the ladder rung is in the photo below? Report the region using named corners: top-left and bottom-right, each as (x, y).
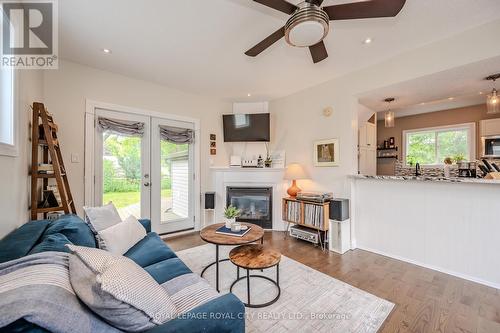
top-left (35, 206), bottom-right (65, 213)
top-left (38, 139), bottom-right (59, 146)
top-left (35, 173), bottom-right (66, 178)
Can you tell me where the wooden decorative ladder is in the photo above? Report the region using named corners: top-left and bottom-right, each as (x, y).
top-left (30, 102), bottom-right (76, 219)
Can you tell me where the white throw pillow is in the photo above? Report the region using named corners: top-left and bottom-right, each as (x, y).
top-left (98, 215), bottom-right (147, 255)
top-left (83, 202), bottom-right (122, 232)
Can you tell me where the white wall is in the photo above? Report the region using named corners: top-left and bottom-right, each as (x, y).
top-left (0, 70), bottom-right (44, 238)
top-left (42, 60), bottom-right (232, 221)
top-left (269, 19), bottom-right (500, 199)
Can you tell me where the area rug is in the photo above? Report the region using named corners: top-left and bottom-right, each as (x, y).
top-left (176, 244), bottom-right (394, 333)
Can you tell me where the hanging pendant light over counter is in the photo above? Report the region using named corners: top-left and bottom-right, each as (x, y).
top-left (384, 98), bottom-right (396, 128)
top-left (485, 74), bottom-right (500, 114)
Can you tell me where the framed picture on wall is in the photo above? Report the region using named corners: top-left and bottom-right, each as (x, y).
top-left (313, 138), bottom-right (339, 167)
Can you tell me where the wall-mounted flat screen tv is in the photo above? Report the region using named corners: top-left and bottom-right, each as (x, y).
top-left (223, 113), bottom-right (270, 142)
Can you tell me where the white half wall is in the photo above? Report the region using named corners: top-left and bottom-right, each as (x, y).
top-left (352, 178), bottom-right (500, 289)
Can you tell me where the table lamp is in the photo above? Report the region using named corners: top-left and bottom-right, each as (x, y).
top-left (284, 163), bottom-right (309, 197)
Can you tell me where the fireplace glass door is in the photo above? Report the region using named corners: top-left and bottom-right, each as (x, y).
top-left (226, 187), bottom-right (272, 229)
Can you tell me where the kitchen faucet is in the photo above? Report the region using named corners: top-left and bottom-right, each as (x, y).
top-left (415, 163), bottom-right (421, 177)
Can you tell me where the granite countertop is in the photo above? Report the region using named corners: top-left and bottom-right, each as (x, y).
top-left (350, 174), bottom-right (500, 185)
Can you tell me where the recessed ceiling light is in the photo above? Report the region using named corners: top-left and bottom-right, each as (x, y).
top-left (479, 91), bottom-right (484, 95)
top-left (448, 97), bottom-right (454, 100)
top-left (102, 48), bottom-right (112, 54)
top-left (247, 93), bottom-right (251, 97)
top-left (363, 38), bottom-right (373, 44)
top-left (420, 102), bottom-right (426, 105)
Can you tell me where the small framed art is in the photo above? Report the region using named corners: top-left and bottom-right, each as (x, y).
top-left (313, 138), bottom-right (339, 167)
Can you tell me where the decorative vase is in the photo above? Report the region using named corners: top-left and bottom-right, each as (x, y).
top-left (444, 164), bottom-right (451, 178)
top-left (225, 218), bottom-right (235, 229)
top-left (287, 180), bottom-right (301, 197)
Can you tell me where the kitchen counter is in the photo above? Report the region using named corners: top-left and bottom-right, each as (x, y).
top-left (350, 174), bottom-right (500, 185)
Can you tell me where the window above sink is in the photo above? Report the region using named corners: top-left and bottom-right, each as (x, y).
top-left (403, 123), bottom-right (476, 166)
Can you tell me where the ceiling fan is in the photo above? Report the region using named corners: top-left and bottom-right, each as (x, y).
top-left (245, 0), bottom-right (406, 63)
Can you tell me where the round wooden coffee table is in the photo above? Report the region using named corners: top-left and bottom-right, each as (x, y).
top-left (200, 223), bottom-right (264, 292)
top-left (229, 244), bottom-right (281, 308)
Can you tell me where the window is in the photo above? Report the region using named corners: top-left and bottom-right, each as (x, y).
top-left (403, 123), bottom-right (475, 166)
top-left (0, 66), bottom-right (16, 156)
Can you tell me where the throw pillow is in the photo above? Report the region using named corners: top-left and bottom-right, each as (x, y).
top-left (83, 202), bottom-right (122, 249)
top-left (98, 215), bottom-right (146, 255)
top-left (67, 245), bottom-right (177, 332)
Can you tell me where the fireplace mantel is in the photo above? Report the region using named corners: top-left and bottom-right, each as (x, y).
top-left (209, 167), bottom-right (285, 172)
top-left (210, 167), bottom-right (287, 231)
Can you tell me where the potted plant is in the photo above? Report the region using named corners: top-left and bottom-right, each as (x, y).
top-left (224, 205), bottom-right (241, 229)
top-left (453, 153), bottom-right (466, 164)
top-left (264, 143), bottom-right (273, 168)
top-left (406, 155), bottom-right (417, 167)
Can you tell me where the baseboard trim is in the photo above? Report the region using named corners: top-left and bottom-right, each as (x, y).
top-left (160, 229), bottom-right (198, 239)
top-left (357, 245), bottom-right (500, 290)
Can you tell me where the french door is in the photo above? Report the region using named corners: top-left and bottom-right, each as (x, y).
top-left (94, 109), bottom-right (195, 234)
top-left (94, 109), bottom-right (151, 220)
top-left (151, 117), bottom-right (195, 234)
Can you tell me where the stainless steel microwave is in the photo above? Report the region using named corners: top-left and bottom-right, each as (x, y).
top-left (482, 135), bottom-right (500, 158)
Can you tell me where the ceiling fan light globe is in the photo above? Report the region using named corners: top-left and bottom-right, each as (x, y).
top-left (287, 21), bottom-right (326, 47)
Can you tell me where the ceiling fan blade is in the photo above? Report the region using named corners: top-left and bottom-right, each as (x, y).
top-left (324, 0), bottom-right (406, 21)
top-left (305, 0), bottom-right (325, 6)
top-left (245, 27), bottom-right (285, 57)
top-left (309, 41), bottom-right (328, 63)
top-left (252, 0), bottom-right (297, 15)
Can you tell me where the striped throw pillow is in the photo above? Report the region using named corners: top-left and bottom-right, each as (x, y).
top-left (67, 245), bottom-right (177, 332)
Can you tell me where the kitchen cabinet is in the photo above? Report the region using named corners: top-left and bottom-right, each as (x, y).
top-left (359, 123), bottom-right (376, 148)
top-left (359, 147), bottom-right (377, 175)
top-left (359, 122), bottom-right (377, 175)
top-left (480, 118), bottom-right (500, 136)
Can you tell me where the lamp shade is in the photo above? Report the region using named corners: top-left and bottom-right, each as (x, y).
top-left (385, 111), bottom-right (395, 128)
top-left (284, 163), bottom-right (309, 180)
top-left (487, 88), bottom-right (499, 114)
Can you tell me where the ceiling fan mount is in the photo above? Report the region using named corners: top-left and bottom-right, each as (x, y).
top-left (245, 0), bottom-right (407, 64)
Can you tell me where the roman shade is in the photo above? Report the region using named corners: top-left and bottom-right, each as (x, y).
top-left (159, 125), bottom-right (194, 144)
top-left (97, 117), bottom-right (145, 137)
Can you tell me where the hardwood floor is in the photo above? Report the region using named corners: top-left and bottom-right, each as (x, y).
top-left (165, 231), bottom-right (500, 333)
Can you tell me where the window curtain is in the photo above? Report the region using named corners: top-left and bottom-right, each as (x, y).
top-left (159, 125), bottom-right (194, 144)
top-left (97, 117), bottom-right (145, 137)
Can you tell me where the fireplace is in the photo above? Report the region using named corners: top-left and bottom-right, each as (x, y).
top-left (226, 187), bottom-right (273, 229)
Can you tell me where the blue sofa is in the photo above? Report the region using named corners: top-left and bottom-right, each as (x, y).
top-left (0, 215), bottom-right (245, 333)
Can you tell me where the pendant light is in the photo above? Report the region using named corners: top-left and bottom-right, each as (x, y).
top-left (485, 74), bottom-right (500, 114)
top-left (384, 98), bottom-right (395, 128)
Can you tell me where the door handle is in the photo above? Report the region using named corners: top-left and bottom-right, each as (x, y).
top-left (144, 182), bottom-right (150, 187)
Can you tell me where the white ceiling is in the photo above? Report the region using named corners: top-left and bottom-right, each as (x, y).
top-left (358, 56), bottom-right (500, 118)
top-left (59, 0), bottom-right (500, 101)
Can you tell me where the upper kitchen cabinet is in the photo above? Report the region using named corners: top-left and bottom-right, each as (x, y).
top-left (480, 118), bottom-right (500, 137)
